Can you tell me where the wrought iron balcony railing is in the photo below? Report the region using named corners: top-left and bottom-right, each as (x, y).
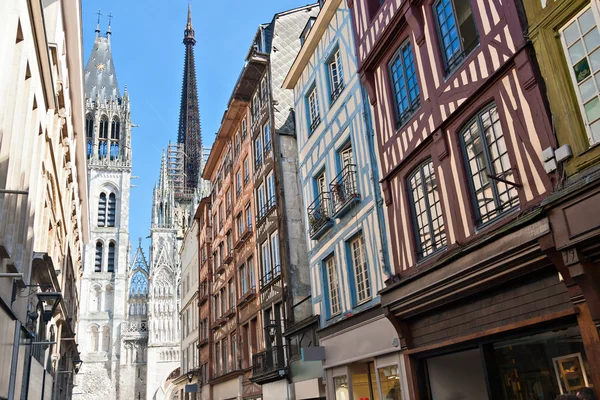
top-left (330, 164), bottom-right (359, 217)
top-left (307, 192), bottom-right (332, 239)
top-left (223, 250), bottom-right (234, 265)
top-left (251, 345), bottom-right (289, 382)
top-left (260, 265), bottom-right (281, 289)
top-left (309, 115), bottom-right (321, 133)
top-left (330, 81), bottom-right (345, 103)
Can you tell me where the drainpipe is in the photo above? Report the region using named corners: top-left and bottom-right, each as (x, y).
top-left (360, 86), bottom-right (392, 278)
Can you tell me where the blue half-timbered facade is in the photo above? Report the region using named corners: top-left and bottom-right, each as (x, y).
top-left (284, 1), bottom-right (405, 398)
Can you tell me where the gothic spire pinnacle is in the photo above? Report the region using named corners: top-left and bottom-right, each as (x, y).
top-left (177, 1), bottom-right (202, 194)
top-left (184, 1), bottom-right (195, 44)
top-left (95, 9), bottom-right (102, 37)
top-left (106, 12), bottom-right (113, 37)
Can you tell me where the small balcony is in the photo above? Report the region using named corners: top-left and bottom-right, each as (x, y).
top-left (260, 265), bottom-right (281, 290)
top-left (255, 155), bottom-right (263, 172)
top-left (215, 262), bottom-right (225, 276)
top-left (223, 251), bottom-right (234, 265)
top-left (198, 337), bottom-right (209, 348)
top-left (237, 286), bottom-right (257, 306)
top-left (330, 164), bottom-right (360, 218)
top-left (224, 306), bottom-right (236, 319)
top-left (250, 345), bottom-right (289, 384)
top-left (307, 192), bottom-right (333, 240)
top-left (212, 315), bottom-right (226, 329)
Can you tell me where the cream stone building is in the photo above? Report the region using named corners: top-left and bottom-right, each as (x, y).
top-left (0, 0), bottom-right (89, 398)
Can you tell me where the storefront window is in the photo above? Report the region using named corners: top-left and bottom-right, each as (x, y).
top-left (351, 363), bottom-right (380, 400)
top-left (493, 326), bottom-right (592, 399)
top-left (422, 326), bottom-right (593, 400)
top-left (378, 365), bottom-right (402, 400)
top-left (334, 376), bottom-right (350, 400)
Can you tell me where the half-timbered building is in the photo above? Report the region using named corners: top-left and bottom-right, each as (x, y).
top-left (197, 198), bottom-right (212, 399)
top-left (347, 0), bottom-right (597, 397)
top-left (283, 0), bottom-right (399, 398)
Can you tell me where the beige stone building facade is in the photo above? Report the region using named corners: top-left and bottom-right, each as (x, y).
top-left (0, 0), bottom-right (89, 398)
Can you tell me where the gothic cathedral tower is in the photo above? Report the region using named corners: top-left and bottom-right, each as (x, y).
top-left (146, 3), bottom-right (207, 399)
top-left (75, 22), bottom-right (133, 399)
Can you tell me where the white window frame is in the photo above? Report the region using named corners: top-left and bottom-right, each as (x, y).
top-left (350, 234), bottom-right (371, 304)
top-left (261, 240), bottom-right (271, 281)
top-left (270, 231), bottom-right (280, 271)
top-left (307, 85), bottom-right (320, 130)
top-left (560, 4), bottom-right (600, 146)
top-left (325, 255), bottom-right (341, 316)
top-left (267, 172), bottom-right (276, 207)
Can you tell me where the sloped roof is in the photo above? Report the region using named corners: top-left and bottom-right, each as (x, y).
top-left (84, 35), bottom-right (120, 101)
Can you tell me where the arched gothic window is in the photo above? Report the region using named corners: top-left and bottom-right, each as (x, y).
top-left (102, 326), bottom-right (110, 352)
top-left (95, 241), bottom-right (103, 272)
top-left (98, 193), bottom-right (107, 227)
top-left (98, 116), bottom-right (109, 159)
top-left (90, 326), bottom-right (99, 352)
top-left (108, 242), bottom-right (116, 272)
top-left (110, 117), bottom-right (120, 160)
top-left (86, 114), bottom-right (94, 158)
top-left (108, 193), bottom-right (116, 226)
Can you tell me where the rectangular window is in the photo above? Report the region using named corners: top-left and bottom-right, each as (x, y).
top-left (325, 256), bottom-right (341, 316)
top-left (237, 170), bottom-right (242, 196)
top-left (261, 240), bottom-right (271, 284)
top-left (261, 76), bottom-right (269, 103)
top-left (389, 40), bottom-right (420, 126)
top-left (245, 203), bottom-right (252, 229)
top-left (257, 184), bottom-right (266, 220)
top-left (378, 365), bottom-right (402, 399)
top-left (235, 133), bottom-right (240, 157)
top-left (252, 92), bottom-right (260, 123)
top-left (461, 104), bottom-right (519, 225)
top-left (231, 333), bottom-right (237, 370)
top-left (263, 123), bottom-right (272, 153)
top-left (270, 231), bottom-right (280, 274)
top-left (350, 234), bottom-right (371, 303)
top-left (226, 189), bottom-right (231, 213)
top-left (229, 280), bottom-right (235, 309)
top-left (328, 48), bottom-right (344, 103)
top-left (236, 213), bottom-right (243, 237)
top-left (248, 256), bottom-right (255, 289)
top-left (307, 85), bottom-right (321, 132)
top-left (267, 172), bottom-right (276, 208)
top-left (244, 157), bottom-right (250, 184)
top-left (241, 117), bottom-right (248, 141)
top-left (561, 6), bottom-right (600, 145)
top-left (334, 376), bottom-right (349, 400)
top-left (222, 338), bottom-right (228, 374)
top-left (240, 263), bottom-right (248, 294)
top-left (434, 0), bottom-right (479, 74)
top-left (255, 136), bottom-right (263, 169)
top-left (408, 159), bottom-right (447, 259)
top-left (215, 342), bottom-right (221, 375)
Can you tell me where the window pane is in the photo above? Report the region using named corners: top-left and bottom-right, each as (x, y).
top-left (580, 77), bottom-right (597, 101)
top-left (389, 41), bottom-right (420, 125)
top-left (462, 105), bottom-right (518, 224)
top-left (564, 21), bottom-right (580, 46)
top-left (584, 28), bottom-right (600, 52)
top-left (580, 8), bottom-right (597, 34)
top-left (585, 96), bottom-right (600, 121)
top-left (351, 235), bottom-right (370, 302)
top-left (334, 376), bottom-right (349, 400)
top-left (408, 160), bottom-right (447, 258)
top-left (569, 40), bottom-right (586, 64)
top-left (378, 366), bottom-right (402, 400)
top-left (325, 257), bottom-right (340, 315)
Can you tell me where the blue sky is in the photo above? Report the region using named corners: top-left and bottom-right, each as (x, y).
top-left (82, 0), bottom-right (312, 255)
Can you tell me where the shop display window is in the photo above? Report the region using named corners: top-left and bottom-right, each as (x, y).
top-left (334, 376), bottom-right (350, 400)
top-left (350, 362), bottom-right (380, 400)
top-left (378, 365), bottom-right (402, 400)
top-left (493, 326), bottom-right (592, 399)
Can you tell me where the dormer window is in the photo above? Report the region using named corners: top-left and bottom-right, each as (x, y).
top-left (300, 17), bottom-right (317, 46)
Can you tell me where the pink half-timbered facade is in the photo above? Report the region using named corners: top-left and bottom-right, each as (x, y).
top-left (348, 0), bottom-right (599, 398)
top-left (350, 0), bottom-right (555, 272)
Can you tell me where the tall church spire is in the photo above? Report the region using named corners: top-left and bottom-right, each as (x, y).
top-left (177, 1), bottom-right (202, 192)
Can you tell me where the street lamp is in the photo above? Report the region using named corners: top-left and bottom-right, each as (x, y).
top-left (36, 291), bottom-right (62, 322)
top-left (72, 359), bottom-right (83, 374)
top-left (187, 371), bottom-right (194, 383)
top-left (263, 320), bottom-right (278, 344)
